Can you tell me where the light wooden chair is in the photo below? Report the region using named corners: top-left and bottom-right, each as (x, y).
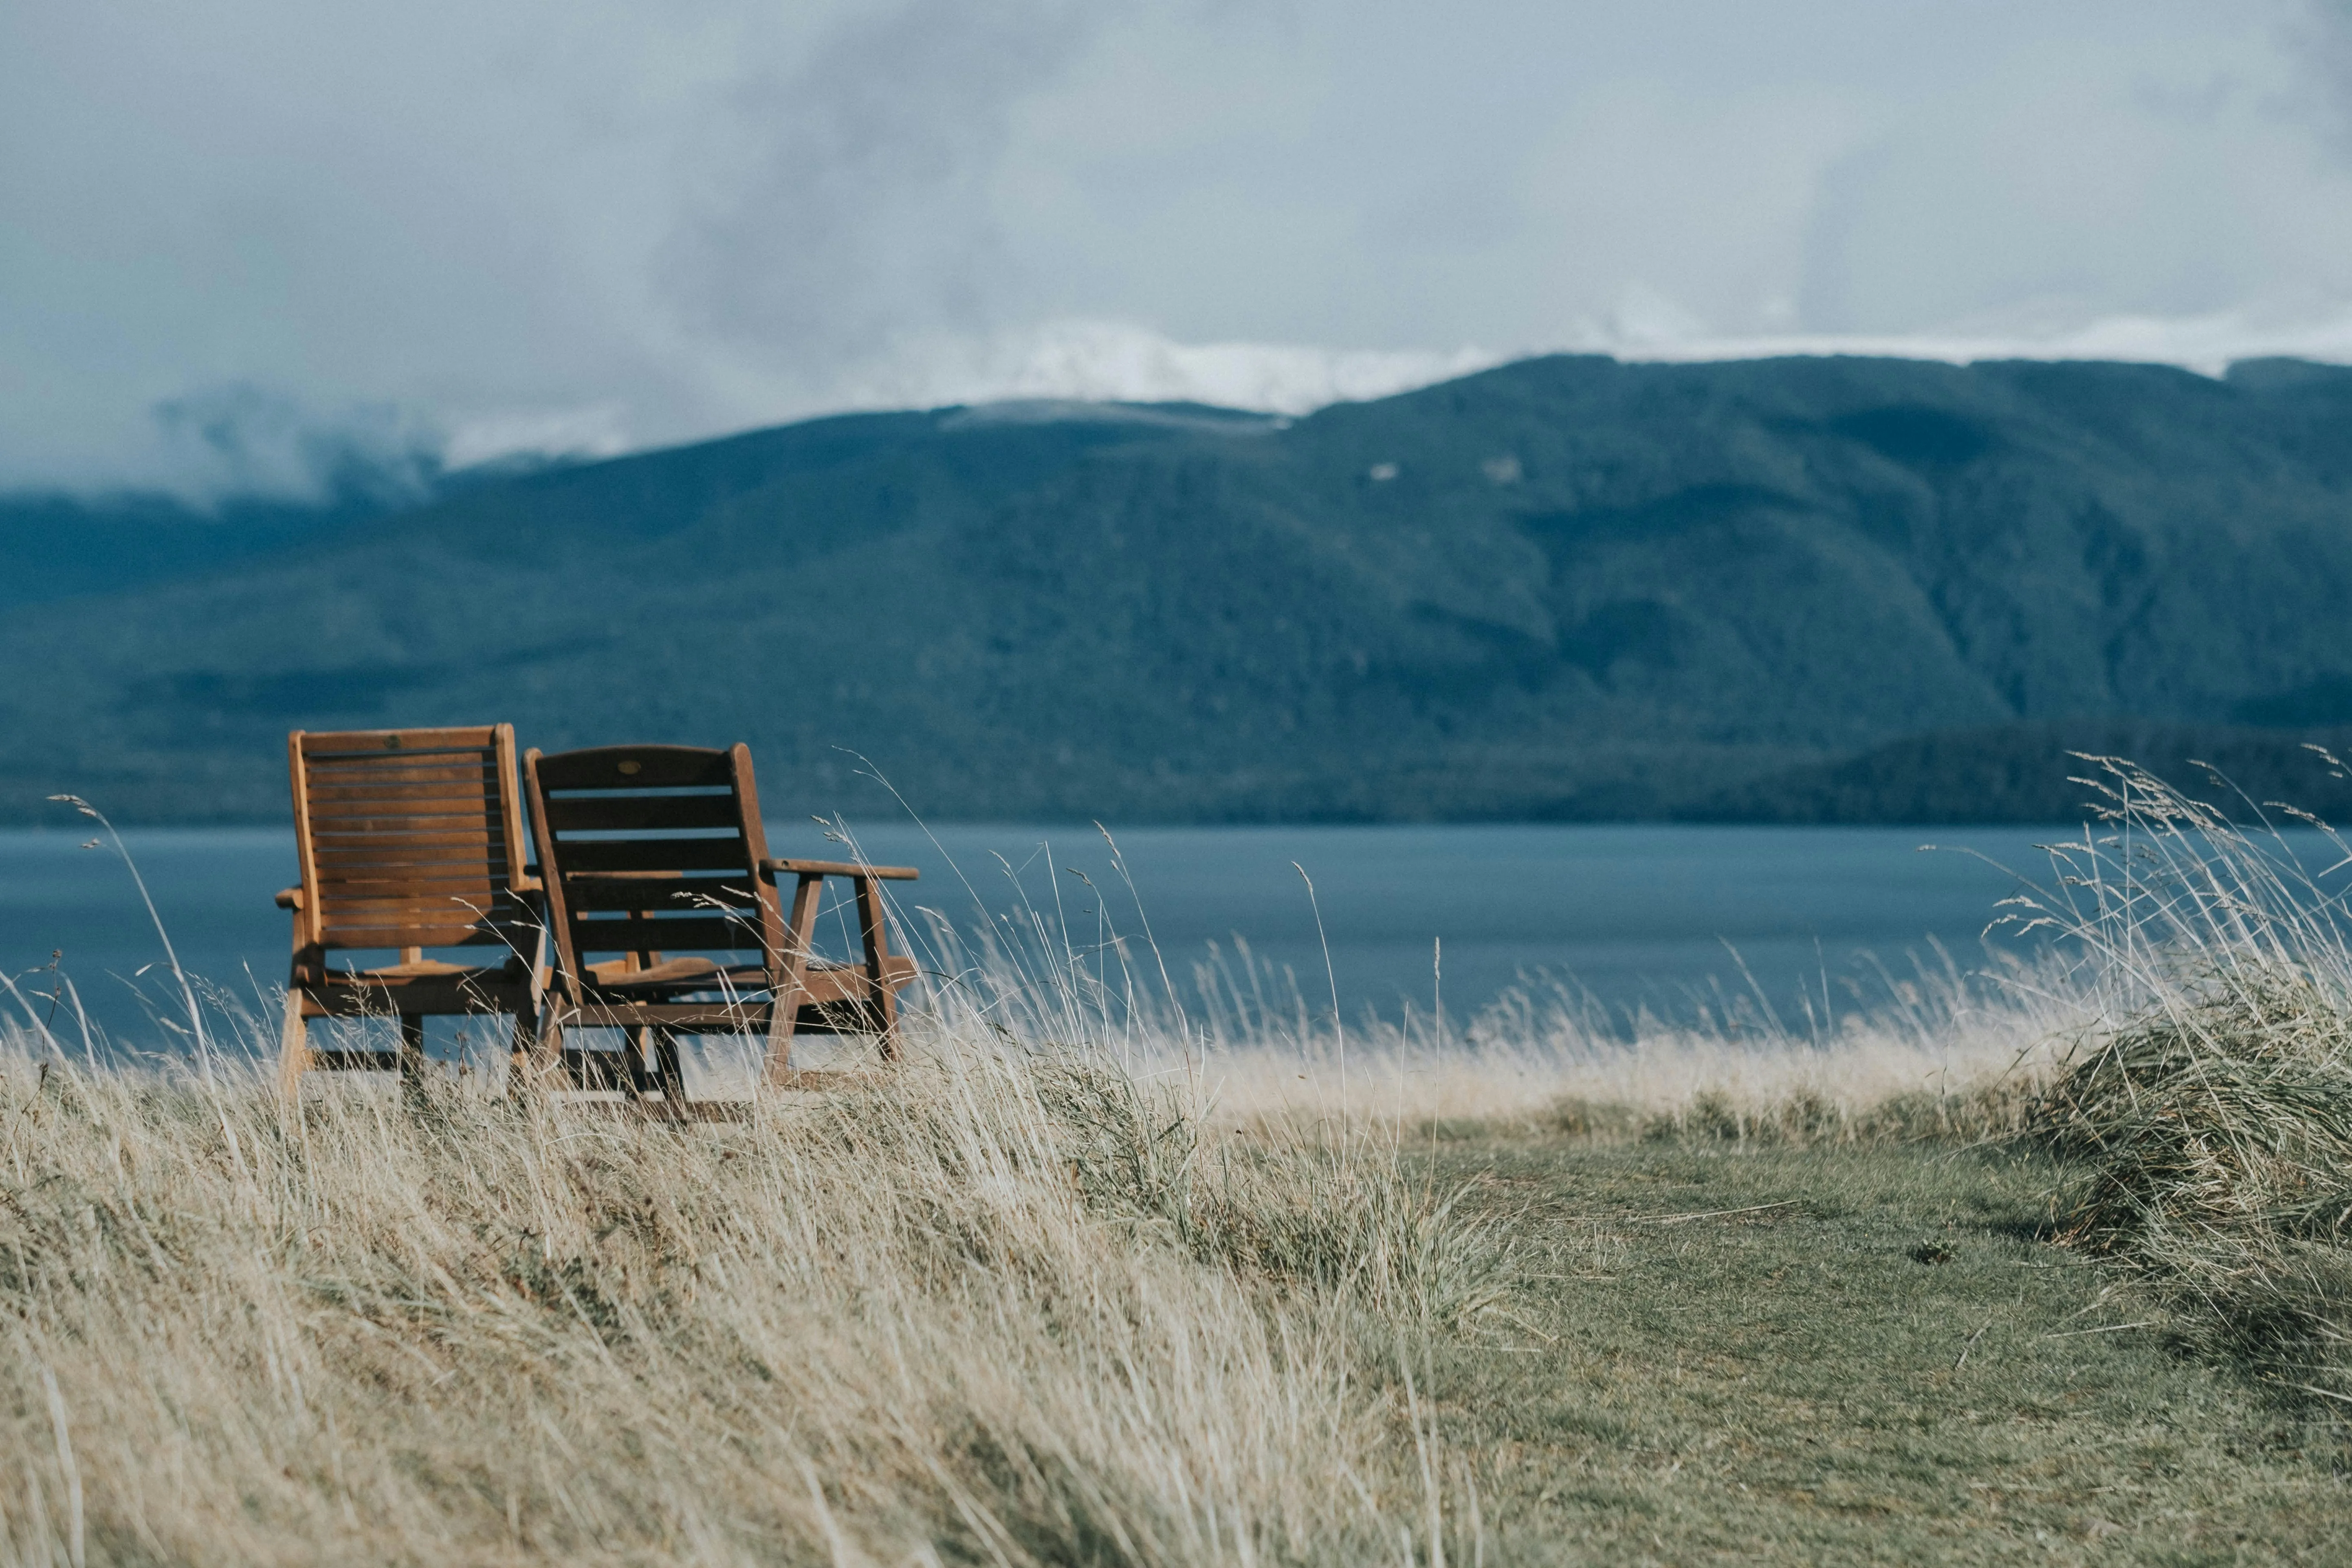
top-left (276, 725), bottom-right (544, 1096)
top-left (522, 743), bottom-right (917, 1104)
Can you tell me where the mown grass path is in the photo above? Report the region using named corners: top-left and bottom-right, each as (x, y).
top-left (1413, 1137), bottom-right (2351, 1565)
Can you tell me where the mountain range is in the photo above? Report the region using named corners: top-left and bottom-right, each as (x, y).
top-left (9, 353), bottom-right (2352, 826)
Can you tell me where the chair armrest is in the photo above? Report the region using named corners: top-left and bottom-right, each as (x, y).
top-left (511, 872), bottom-right (543, 894)
top-left (274, 886), bottom-right (306, 910)
top-left (759, 858), bottom-right (919, 881)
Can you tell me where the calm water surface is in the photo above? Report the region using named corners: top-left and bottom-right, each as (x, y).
top-left (0, 821), bottom-right (2075, 1044)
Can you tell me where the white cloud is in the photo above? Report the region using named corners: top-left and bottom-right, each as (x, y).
top-left (794, 319), bottom-right (1508, 417)
top-left (1574, 300), bottom-right (2352, 379)
top-left (442, 405), bottom-right (634, 473)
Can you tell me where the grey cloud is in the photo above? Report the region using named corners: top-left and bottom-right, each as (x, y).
top-left (149, 386), bottom-right (446, 505)
top-left (5, 1), bottom-right (2352, 496)
top-left (2294, 1), bottom-right (2352, 154)
top-left (659, 0), bottom-right (1111, 371)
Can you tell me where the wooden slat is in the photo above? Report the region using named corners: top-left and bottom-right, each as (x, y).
top-left (540, 794), bottom-right (743, 832)
top-left (309, 809), bottom-right (498, 831)
top-left (317, 924), bottom-right (514, 947)
top-left (310, 816), bottom-right (498, 837)
top-left (288, 730), bottom-right (321, 948)
top-left (762, 858), bottom-right (922, 881)
top-left (311, 834), bottom-right (506, 858)
top-left (314, 872), bottom-right (510, 894)
top-left (311, 842), bottom-right (503, 865)
top-left (308, 965), bottom-right (523, 990)
top-left (489, 723), bottom-right (529, 891)
top-left (312, 854), bottom-right (506, 873)
top-left (556, 838), bottom-right (750, 873)
top-left (535, 746), bottom-right (734, 790)
top-left (780, 957), bottom-right (914, 996)
top-left (304, 767), bottom-right (495, 792)
top-left (565, 1002), bottom-right (778, 1028)
top-left (315, 913), bottom-right (518, 940)
top-left (316, 915), bottom-right (525, 941)
top-left (307, 781), bottom-right (495, 802)
top-left (301, 754), bottom-right (493, 777)
top-left (309, 816), bottom-right (499, 837)
top-left (319, 906), bottom-right (526, 932)
top-left (315, 888), bottom-right (527, 912)
top-left (301, 740), bottom-right (496, 760)
top-left (563, 877), bottom-right (761, 911)
top-left (303, 757), bottom-right (495, 779)
top-left (308, 832), bottom-right (501, 860)
top-left (312, 827), bottom-right (505, 848)
top-left (301, 761), bottom-right (494, 785)
top-left (301, 727), bottom-right (499, 755)
top-left (304, 741), bottom-right (493, 759)
top-left (304, 770), bottom-right (497, 794)
top-left (311, 842), bottom-right (504, 866)
top-left (316, 889), bottom-right (513, 912)
top-left (317, 905), bottom-right (518, 926)
top-left (310, 829), bottom-right (502, 853)
top-left (568, 915), bottom-right (763, 952)
top-left (313, 866), bottom-right (509, 890)
top-left (317, 881), bottom-right (509, 908)
top-left (311, 807), bottom-right (494, 830)
top-left (318, 881), bottom-right (528, 904)
top-left (307, 784), bottom-right (494, 807)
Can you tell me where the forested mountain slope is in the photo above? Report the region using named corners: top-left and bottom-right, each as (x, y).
top-left (8, 355), bottom-right (2352, 823)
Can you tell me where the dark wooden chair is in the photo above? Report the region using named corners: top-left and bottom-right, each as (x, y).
top-left (277, 725), bottom-right (545, 1097)
top-left (522, 743), bottom-right (917, 1102)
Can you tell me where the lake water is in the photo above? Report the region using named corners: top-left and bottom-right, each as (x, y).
top-left (0, 821), bottom-right (2077, 1048)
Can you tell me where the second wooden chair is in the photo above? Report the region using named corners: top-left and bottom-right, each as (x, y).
top-left (522, 742), bottom-right (918, 1101)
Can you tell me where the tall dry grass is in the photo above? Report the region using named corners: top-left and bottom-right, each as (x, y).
top-left (0, 1032), bottom-right (1518, 1567)
top-left (900, 863), bottom-right (2080, 1150)
top-left (1186, 951), bottom-right (2070, 1147)
top-left (2009, 753), bottom-right (2352, 1399)
top-left (0, 805), bottom-right (1557, 1568)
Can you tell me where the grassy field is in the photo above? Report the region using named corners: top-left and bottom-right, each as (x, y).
top-left (1416, 1130), bottom-right (2350, 1565)
top-left (5, 761), bottom-right (2352, 1563)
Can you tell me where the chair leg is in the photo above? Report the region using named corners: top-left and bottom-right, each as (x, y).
top-left (277, 992), bottom-right (311, 1102)
top-left (763, 1002), bottom-right (798, 1084)
top-left (398, 1014), bottom-right (426, 1089)
top-left (651, 1028), bottom-right (686, 1104)
top-left (766, 870), bottom-right (824, 1087)
top-left (625, 1025), bottom-right (654, 1097)
top-left (508, 1008), bottom-right (539, 1096)
top-left (852, 875), bottom-right (901, 1063)
top-left (524, 1016), bottom-right (558, 1086)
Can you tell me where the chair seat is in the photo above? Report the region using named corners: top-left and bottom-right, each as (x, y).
top-left (348, 958), bottom-right (479, 979)
top-left (585, 956), bottom-right (765, 992)
top-left (314, 957), bottom-right (521, 985)
top-left (581, 955), bottom-right (875, 996)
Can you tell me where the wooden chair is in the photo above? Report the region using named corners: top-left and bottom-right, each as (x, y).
top-left (522, 743), bottom-right (917, 1102)
top-left (277, 725), bottom-right (545, 1096)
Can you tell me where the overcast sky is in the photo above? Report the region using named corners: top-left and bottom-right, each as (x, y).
top-left (8, 0), bottom-right (2352, 495)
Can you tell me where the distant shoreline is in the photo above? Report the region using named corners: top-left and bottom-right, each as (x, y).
top-left (11, 717), bottom-right (2351, 829)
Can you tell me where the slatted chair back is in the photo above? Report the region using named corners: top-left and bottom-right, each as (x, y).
top-left (524, 743), bottom-right (783, 991)
top-left (278, 725), bottom-right (544, 1098)
top-left (289, 725), bottom-right (536, 965)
